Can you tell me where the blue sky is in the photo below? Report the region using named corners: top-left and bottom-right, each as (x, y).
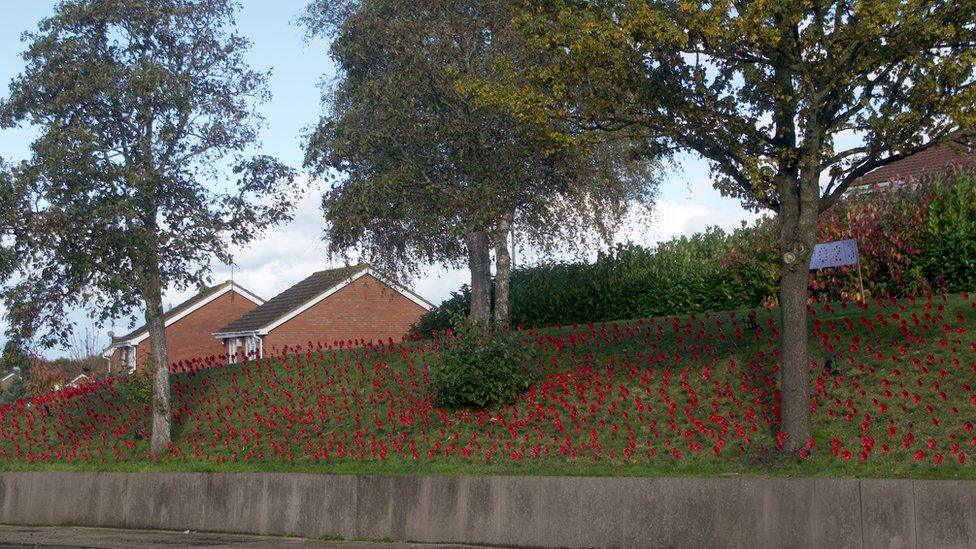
top-left (0, 1), bottom-right (756, 357)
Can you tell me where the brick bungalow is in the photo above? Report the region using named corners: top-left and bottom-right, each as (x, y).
top-left (213, 264), bottom-right (433, 361)
top-left (0, 372), bottom-right (20, 391)
top-left (853, 142), bottom-right (976, 190)
top-left (102, 280), bottom-right (264, 374)
top-left (66, 373), bottom-right (90, 388)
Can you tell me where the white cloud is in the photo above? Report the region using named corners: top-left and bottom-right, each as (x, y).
top-left (628, 197), bottom-right (760, 245)
top-left (160, 184), bottom-right (472, 308)
top-left (9, 172), bottom-right (761, 358)
top-left (166, 183), bottom-right (759, 313)
top-left (201, 185), bottom-right (331, 300)
top-left (615, 200), bottom-right (712, 245)
top-left (412, 267), bottom-right (469, 303)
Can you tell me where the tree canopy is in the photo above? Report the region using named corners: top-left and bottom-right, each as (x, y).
top-left (473, 0), bottom-right (976, 447)
top-left (302, 0), bottom-right (659, 323)
top-left (0, 0), bottom-right (299, 452)
top-left (485, 0), bottom-right (976, 207)
top-left (1, 0), bottom-right (298, 344)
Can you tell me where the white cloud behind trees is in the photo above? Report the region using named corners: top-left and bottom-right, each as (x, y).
top-left (1, 159), bottom-right (756, 358)
top-left (0, 3), bottom-right (756, 358)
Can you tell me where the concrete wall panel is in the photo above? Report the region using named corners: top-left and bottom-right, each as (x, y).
top-left (913, 480), bottom-right (975, 549)
top-left (860, 479), bottom-right (916, 549)
top-left (0, 472), bottom-right (973, 549)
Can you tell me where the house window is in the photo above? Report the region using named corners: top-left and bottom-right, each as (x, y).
top-left (244, 336), bottom-right (262, 359)
top-left (125, 346), bottom-right (136, 374)
top-left (226, 338), bottom-right (239, 364)
top-left (227, 336), bottom-right (261, 363)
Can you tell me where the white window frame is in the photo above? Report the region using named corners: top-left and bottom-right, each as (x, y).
top-left (124, 345), bottom-right (136, 374)
top-left (244, 336), bottom-right (262, 359)
top-left (227, 338), bottom-right (239, 364)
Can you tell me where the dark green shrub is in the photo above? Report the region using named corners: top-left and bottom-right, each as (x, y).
top-left (116, 372), bottom-right (153, 406)
top-left (0, 377), bottom-right (27, 405)
top-left (409, 286), bottom-right (471, 337)
top-left (431, 320), bottom-right (538, 409)
top-left (1, 341), bottom-right (31, 375)
top-left (914, 175), bottom-right (976, 292)
top-left (720, 219), bottom-right (781, 306)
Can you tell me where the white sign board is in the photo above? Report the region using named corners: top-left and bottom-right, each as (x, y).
top-left (809, 239), bottom-right (859, 270)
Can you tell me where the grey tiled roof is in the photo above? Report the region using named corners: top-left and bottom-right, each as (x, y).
top-left (113, 280), bottom-right (239, 344)
top-left (214, 264), bottom-right (367, 334)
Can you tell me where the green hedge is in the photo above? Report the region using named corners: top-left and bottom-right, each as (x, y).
top-left (412, 225), bottom-right (776, 334)
top-left (508, 226), bottom-right (770, 326)
top-left (913, 176), bottom-right (976, 292)
top-left (412, 174), bottom-right (976, 334)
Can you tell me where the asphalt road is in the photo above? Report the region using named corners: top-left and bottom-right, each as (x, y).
top-left (0, 526), bottom-right (486, 549)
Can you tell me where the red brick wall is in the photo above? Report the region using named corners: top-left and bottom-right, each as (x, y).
top-left (110, 289), bottom-right (261, 373)
top-left (108, 348), bottom-right (124, 374)
top-left (0, 375), bottom-right (19, 391)
top-left (262, 274), bottom-right (428, 353)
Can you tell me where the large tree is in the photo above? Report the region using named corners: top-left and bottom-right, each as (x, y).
top-left (480, 0), bottom-right (976, 448)
top-left (0, 0), bottom-right (298, 453)
top-left (302, 0), bottom-right (658, 325)
top-left (0, 162), bottom-right (18, 289)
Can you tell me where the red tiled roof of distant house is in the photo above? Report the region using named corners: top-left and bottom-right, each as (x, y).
top-left (853, 144), bottom-right (976, 188)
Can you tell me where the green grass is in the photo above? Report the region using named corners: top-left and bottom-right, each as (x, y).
top-left (1, 293), bottom-right (973, 479)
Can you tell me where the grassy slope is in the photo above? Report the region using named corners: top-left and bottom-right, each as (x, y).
top-left (1, 293), bottom-right (973, 479)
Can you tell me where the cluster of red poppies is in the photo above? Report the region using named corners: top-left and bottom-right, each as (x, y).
top-left (0, 292), bottom-right (971, 470)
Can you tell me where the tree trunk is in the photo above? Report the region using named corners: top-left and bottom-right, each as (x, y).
top-left (141, 274), bottom-right (171, 455)
top-left (778, 254), bottom-right (811, 449)
top-left (492, 218), bottom-right (512, 327)
top-left (776, 173), bottom-right (819, 451)
top-left (466, 230), bottom-right (491, 324)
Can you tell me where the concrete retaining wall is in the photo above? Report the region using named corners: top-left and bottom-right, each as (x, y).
top-left (0, 473), bottom-right (973, 548)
